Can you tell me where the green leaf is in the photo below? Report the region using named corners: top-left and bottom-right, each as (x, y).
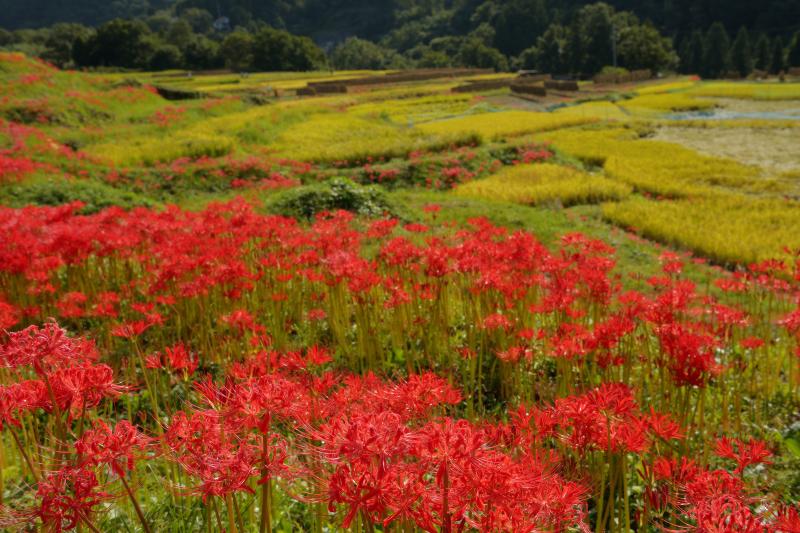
top-left (785, 437), bottom-right (800, 458)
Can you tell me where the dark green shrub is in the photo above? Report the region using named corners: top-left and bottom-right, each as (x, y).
top-left (266, 178), bottom-right (396, 220)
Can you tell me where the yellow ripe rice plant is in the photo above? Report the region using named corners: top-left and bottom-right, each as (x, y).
top-left (348, 81), bottom-right (463, 101)
top-left (269, 113), bottom-right (476, 162)
top-left (536, 127), bottom-right (643, 166)
top-left (603, 194), bottom-right (800, 265)
top-left (418, 110), bottom-right (599, 141)
top-left (620, 93), bottom-right (715, 113)
top-left (603, 142), bottom-right (759, 197)
top-left (686, 82), bottom-right (800, 101)
top-left (455, 162), bottom-right (632, 207)
top-left (635, 79), bottom-right (701, 95)
top-left (462, 73), bottom-right (515, 82)
top-left (538, 126), bottom-right (761, 197)
top-left (86, 131), bottom-right (235, 166)
top-left (552, 101), bottom-right (633, 121)
top-left (349, 93), bottom-right (477, 125)
top-left (186, 100), bottom-right (322, 144)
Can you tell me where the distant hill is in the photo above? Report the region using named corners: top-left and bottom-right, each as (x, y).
top-left (2, 0), bottom-right (799, 42)
top-left (0, 0), bottom-right (174, 29)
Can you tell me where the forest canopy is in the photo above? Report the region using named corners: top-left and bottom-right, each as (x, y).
top-left (1, 0), bottom-right (799, 75)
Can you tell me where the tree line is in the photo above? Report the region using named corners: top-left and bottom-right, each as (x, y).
top-left (2, 0), bottom-right (799, 46)
top-left (1, 1), bottom-right (799, 76)
top-left (679, 24), bottom-right (800, 78)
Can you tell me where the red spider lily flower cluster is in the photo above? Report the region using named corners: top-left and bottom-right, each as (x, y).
top-left (34, 466), bottom-right (110, 533)
top-left (0, 153), bottom-right (38, 181)
top-left (644, 452), bottom-right (800, 532)
top-left (0, 323), bottom-right (125, 422)
top-left (0, 193), bottom-right (799, 531)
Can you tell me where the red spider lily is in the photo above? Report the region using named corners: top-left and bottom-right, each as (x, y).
top-left (209, 374), bottom-right (311, 431)
top-left (780, 308), bottom-right (800, 333)
top-left (519, 145), bottom-right (553, 163)
top-left (659, 251), bottom-right (685, 275)
top-left (0, 296), bottom-right (21, 330)
top-left (774, 505), bottom-right (800, 533)
top-left (0, 153), bottom-right (38, 181)
top-left (305, 345), bottom-right (332, 366)
top-left (496, 345), bottom-right (529, 363)
top-left (150, 106), bottom-right (187, 128)
top-left (366, 218), bottom-right (398, 239)
top-left (319, 411), bottom-right (414, 528)
top-left (461, 452), bottom-right (588, 532)
top-left (656, 322), bottom-right (721, 388)
top-left (0, 379), bottom-right (47, 429)
top-left (222, 309), bottom-right (266, 336)
top-left (48, 363), bottom-right (129, 420)
top-left (111, 314), bottom-right (163, 339)
top-left (415, 418), bottom-right (487, 531)
top-left (681, 469), bottom-right (766, 532)
top-left (0, 321), bottom-right (98, 373)
top-left (75, 419), bottom-right (153, 476)
top-left (56, 291), bottom-right (88, 319)
top-left (646, 455), bottom-right (787, 532)
top-left (163, 410), bottom-right (260, 500)
top-left (740, 336), bottom-right (765, 350)
top-left (149, 343), bottom-right (199, 376)
top-left (35, 465), bottom-right (110, 533)
top-left (714, 437), bottom-right (773, 475)
top-left (482, 313), bottom-right (513, 331)
top-left (552, 384), bottom-right (682, 454)
top-left (642, 408), bottom-right (684, 442)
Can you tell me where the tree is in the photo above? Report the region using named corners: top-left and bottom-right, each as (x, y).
top-left (148, 43), bottom-right (183, 70)
top-left (251, 27), bottom-right (324, 71)
top-left (517, 46), bottom-right (537, 70)
top-left (770, 36), bottom-right (785, 73)
top-left (526, 24), bottom-right (566, 74)
top-left (424, 36), bottom-right (465, 60)
top-left (180, 7), bottom-right (214, 34)
top-left (416, 49), bottom-right (451, 68)
top-left (42, 23), bottom-right (91, 67)
top-left (469, 23), bottom-right (496, 47)
top-left (472, 0), bottom-right (549, 56)
top-left (564, 20), bottom-right (585, 75)
top-left (703, 22), bottom-right (730, 78)
top-left (183, 36), bottom-right (222, 70)
top-left (73, 19), bottom-right (155, 69)
top-left (678, 34), bottom-right (691, 72)
top-left (0, 28), bottom-right (14, 47)
top-left (458, 38), bottom-right (508, 71)
top-left (729, 26), bottom-right (752, 76)
top-left (680, 30), bottom-right (705, 74)
top-left (788, 31), bottom-right (800, 68)
top-left (145, 13), bottom-right (173, 34)
top-left (166, 20), bottom-right (195, 50)
top-left (330, 37), bottom-right (396, 70)
top-left (616, 21), bottom-right (677, 72)
top-left (753, 34), bottom-right (771, 72)
top-left (220, 30), bottom-right (254, 71)
top-left (579, 3), bottom-right (615, 74)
